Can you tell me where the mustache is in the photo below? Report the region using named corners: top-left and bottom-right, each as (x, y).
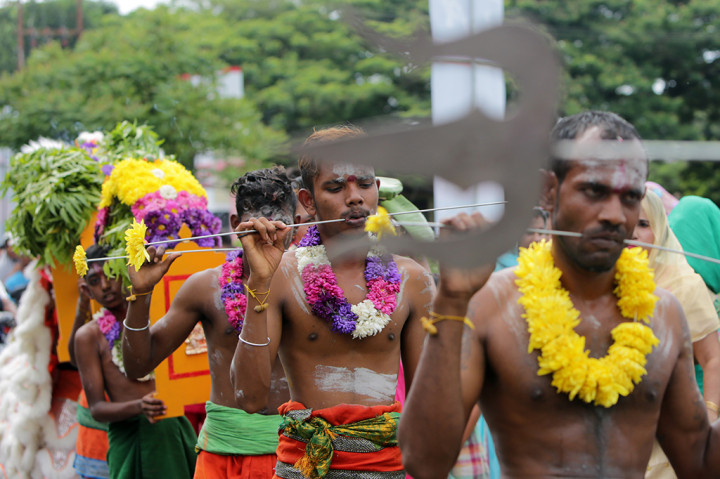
top-left (581, 224), bottom-right (627, 240)
top-left (341, 208), bottom-right (371, 220)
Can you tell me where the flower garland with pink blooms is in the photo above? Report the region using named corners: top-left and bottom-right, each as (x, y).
top-left (94, 307), bottom-right (153, 381)
top-left (218, 250), bottom-right (247, 332)
top-left (295, 226), bottom-right (401, 339)
top-left (95, 307), bottom-right (121, 349)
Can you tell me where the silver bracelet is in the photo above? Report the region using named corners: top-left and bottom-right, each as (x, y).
top-left (238, 334), bottom-right (271, 347)
top-left (123, 319), bottom-right (150, 331)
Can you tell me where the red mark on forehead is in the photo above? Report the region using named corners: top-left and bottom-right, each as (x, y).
top-left (346, 175), bottom-right (357, 182)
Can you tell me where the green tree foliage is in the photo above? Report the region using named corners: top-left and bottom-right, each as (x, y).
top-left (507, 0), bottom-right (720, 203)
top-left (0, 0), bottom-right (429, 186)
top-left (0, 5), bottom-right (286, 173)
top-left (179, 0), bottom-right (430, 132)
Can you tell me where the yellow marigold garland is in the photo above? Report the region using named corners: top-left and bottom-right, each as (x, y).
top-left (125, 219), bottom-right (150, 271)
top-left (515, 241), bottom-right (659, 407)
top-left (99, 158), bottom-right (207, 209)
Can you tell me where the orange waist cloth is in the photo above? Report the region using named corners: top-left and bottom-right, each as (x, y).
top-left (275, 401), bottom-right (403, 473)
top-left (194, 450), bottom-right (277, 479)
top-left (76, 390), bottom-right (109, 462)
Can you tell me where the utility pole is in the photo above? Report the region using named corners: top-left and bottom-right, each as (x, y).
top-left (16, 1), bottom-right (24, 70)
top-left (16, 0), bottom-right (84, 71)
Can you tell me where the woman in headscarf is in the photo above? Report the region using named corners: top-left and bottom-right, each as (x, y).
top-left (633, 191), bottom-right (720, 479)
top-left (669, 195), bottom-right (720, 299)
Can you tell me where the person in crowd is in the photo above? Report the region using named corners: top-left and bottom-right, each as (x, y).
top-left (400, 110), bottom-right (720, 478)
top-left (633, 190), bottom-right (720, 478)
top-left (232, 125), bottom-right (436, 478)
top-left (122, 167), bottom-right (296, 478)
top-left (494, 207), bottom-right (549, 271)
top-left (74, 244), bottom-right (197, 479)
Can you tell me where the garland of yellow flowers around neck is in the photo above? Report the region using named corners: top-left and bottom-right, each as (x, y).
top-left (515, 240), bottom-right (659, 408)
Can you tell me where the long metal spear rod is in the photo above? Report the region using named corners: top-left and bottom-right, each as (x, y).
top-left (144, 200), bottom-right (509, 247)
top-left (85, 248), bottom-right (238, 263)
top-left (528, 228), bottom-right (720, 266)
top-left (87, 226), bottom-right (720, 267)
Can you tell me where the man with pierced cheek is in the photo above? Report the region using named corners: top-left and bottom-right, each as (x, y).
top-left (122, 167), bottom-right (296, 479)
top-left (401, 111), bottom-right (720, 479)
top-left (232, 125), bottom-right (437, 478)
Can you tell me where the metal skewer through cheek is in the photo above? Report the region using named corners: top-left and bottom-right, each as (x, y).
top-left (144, 201), bottom-right (510, 247)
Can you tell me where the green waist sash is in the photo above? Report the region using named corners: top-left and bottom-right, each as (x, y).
top-left (196, 401), bottom-right (281, 455)
top-left (280, 409), bottom-right (400, 479)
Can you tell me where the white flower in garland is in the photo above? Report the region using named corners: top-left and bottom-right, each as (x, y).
top-left (111, 342), bottom-right (154, 382)
top-left (151, 168), bottom-right (166, 179)
top-left (351, 300), bottom-right (393, 339)
top-left (296, 245), bottom-right (331, 272)
top-left (159, 184), bottom-right (177, 200)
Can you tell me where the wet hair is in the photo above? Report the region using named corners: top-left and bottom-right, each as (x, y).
top-left (298, 125), bottom-right (367, 193)
top-left (285, 166), bottom-right (305, 192)
top-left (550, 111), bottom-right (643, 183)
top-left (230, 167), bottom-right (296, 224)
top-left (85, 243), bottom-right (111, 263)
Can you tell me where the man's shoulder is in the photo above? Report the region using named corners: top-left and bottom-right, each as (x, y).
top-left (179, 267), bottom-right (221, 295)
top-left (393, 254), bottom-right (431, 276)
top-left (652, 287), bottom-right (688, 333)
top-left (75, 319), bottom-right (102, 350)
top-left (475, 267), bottom-right (519, 301)
top-left (77, 318), bottom-right (100, 336)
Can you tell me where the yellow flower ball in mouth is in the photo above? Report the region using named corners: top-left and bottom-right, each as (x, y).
top-left (364, 206), bottom-right (397, 239)
top-left (73, 245), bottom-right (88, 277)
top-left (125, 219), bottom-right (150, 272)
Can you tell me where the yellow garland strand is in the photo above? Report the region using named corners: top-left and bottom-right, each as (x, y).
top-left (364, 206), bottom-right (397, 239)
top-left (515, 241), bottom-right (659, 407)
top-left (99, 158), bottom-right (207, 209)
top-left (125, 219), bottom-right (150, 271)
top-left (73, 245), bottom-right (88, 277)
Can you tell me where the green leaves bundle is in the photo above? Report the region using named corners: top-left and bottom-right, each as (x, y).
top-left (1, 146), bottom-right (103, 269)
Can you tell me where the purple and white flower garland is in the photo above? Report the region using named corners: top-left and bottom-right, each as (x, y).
top-left (295, 226), bottom-right (401, 339)
top-left (218, 250), bottom-right (247, 332)
top-left (94, 307), bottom-right (153, 381)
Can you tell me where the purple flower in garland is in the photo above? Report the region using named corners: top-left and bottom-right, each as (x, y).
top-left (184, 208), bottom-right (222, 247)
top-left (218, 250), bottom-right (246, 332)
top-left (96, 308), bottom-right (121, 349)
top-left (295, 224), bottom-right (401, 338)
top-left (80, 142), bottom-right (100, 161)
top-left (101, 164), bottom-right (115, 176)
top-left (298, 225), bottom-right (321, 247)
top-left (330, 301), bottom-right (358, 334)
top-left (144, 208), bottom-right (183, 247)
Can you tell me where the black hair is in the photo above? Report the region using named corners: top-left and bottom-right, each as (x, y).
top-left (285, 166), bottom-right (305, 192)
top-left (298, 125), bottom-right (366, 193)
top-left (230, 167), bottom-right (296, 224)
top-left (85, 243), bottom-right (111, 262)
top-left (550, 111), bottom-right (643, 183)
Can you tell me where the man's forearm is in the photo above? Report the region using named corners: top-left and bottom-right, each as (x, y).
top-left (121, 294), bottom-right (154, 378)
top-left (89, 398), bottom-right (142, 424)
top-left (400, 295), bottom-right (472, 479)
top-left (231, 278), bottom-right (273, 413)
